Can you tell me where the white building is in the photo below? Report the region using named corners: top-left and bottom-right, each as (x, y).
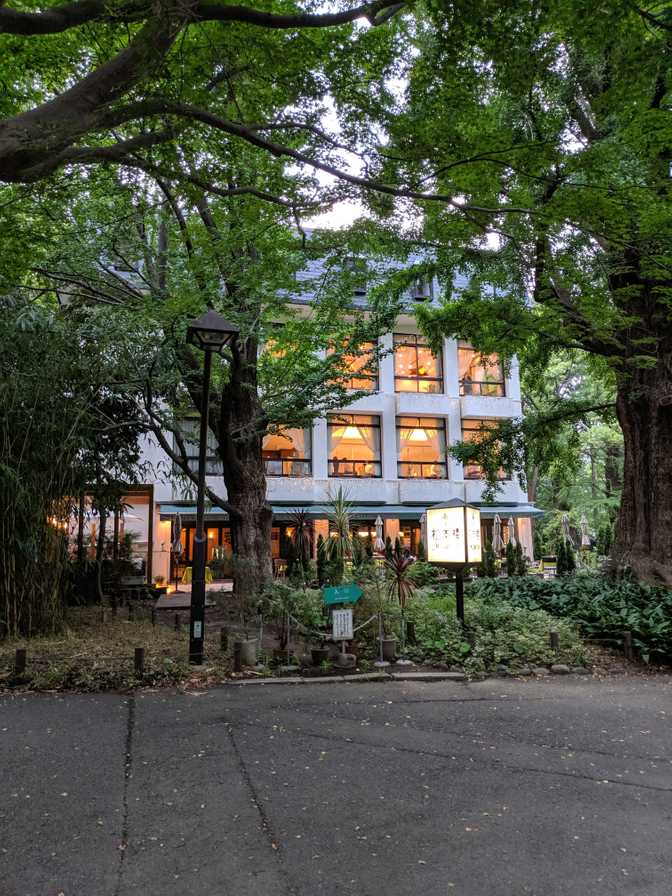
top-left (111, 261), bottom-right (541, 583)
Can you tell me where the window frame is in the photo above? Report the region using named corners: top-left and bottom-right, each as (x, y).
top-left (396, 416), bottom-right (448, 479)
top-left (393, 332), bottom-right (444, 393)
top-left (458, 343), bottom-right (506, 397)
top-left (461, 418), bottom-right (508, 481)
top-left (174, 419), bottom-right (223, 476)
top-left (262, 426), bottom-right (313, 478)
top-left (327, 413), bottom-right (382, 479)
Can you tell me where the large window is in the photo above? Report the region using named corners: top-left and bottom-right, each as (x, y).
top-left (394, 333), bottom-right (443, 393)
top-left (328, 414), bottom-right (381, 478)
top-left (176, 419), bottom-right (223, 475)
top-left (461, 418), bottom-right (507, 480)
top-left (342, 341), bottom-right (378, 391)
top-left (397, 417), bottom-right (447, 479)
top-left (262, 427), bottom-right (312, 477)
top-left (458, 342), bottom-right (505, 397)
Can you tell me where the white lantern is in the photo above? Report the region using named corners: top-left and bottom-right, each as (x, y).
top-left (426, 498), bottom-right (482, 566)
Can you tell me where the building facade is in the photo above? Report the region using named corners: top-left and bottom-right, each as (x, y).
top-left (84, 261), bottom-right (541, 583)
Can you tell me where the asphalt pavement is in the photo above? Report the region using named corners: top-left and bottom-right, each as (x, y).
top-left (2, 675), bottom-right (671, 896)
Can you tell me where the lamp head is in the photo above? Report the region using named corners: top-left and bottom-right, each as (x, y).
top-left (186, 310), bottom-right (239, 352)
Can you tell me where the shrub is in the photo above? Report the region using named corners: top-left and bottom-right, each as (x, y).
top-left (505, 539), bottom-right (516, 577)
top-left (514, 541), bottom-right (527, 577)
top-left (478, 541), bottom-right (496, 578)
top-left (403, 591), bottom-right (583, 671)
top-left (468, 574), bottom-right (672, 662)
top-left (408, 561), bottom-right (440, 587)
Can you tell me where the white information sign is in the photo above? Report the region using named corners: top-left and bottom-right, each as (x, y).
top-left (426, 503), bottom-right (482, 565)
top-left (332, 608), bottom-right (354, 641)
top-left (466, 506), bottom-right (483, 564)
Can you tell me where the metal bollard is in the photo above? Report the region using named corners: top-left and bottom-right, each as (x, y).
top-left (14, 648), bottom-right (26, 676)
top-left (549, 630), bottom-right (560, 652)
top-left (220, 627), bottom-right (229, 652)
top-left (134, 647), bottom-right (145, 676)
top-left (623, 631), bottom-right (634, 662)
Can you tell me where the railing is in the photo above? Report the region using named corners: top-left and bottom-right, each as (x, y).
top-left (459, 380), bottom-right (505, 397)
top-left (398, 461), bottom-right (448, 479)
top-left (395, 377), bottom-right (443, 393)
top-left (328, 460), bottom-right (382, 478)
top-left (263, 458), bottom-right (312, 477)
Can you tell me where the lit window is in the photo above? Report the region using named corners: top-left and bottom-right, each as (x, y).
top-left (394, 333), bottom-right (443, 393)
top-left (461, 418), bottom-right (507, 480)
top-left (328, 414), bottom-right (381, 478)
top-left (458, 342), bottom-right (505, 397)
top-left (175, 419), bottom-right (223, 476)
top-left (397, 417), bottom-right (447, 479)
top-left (262, 428), bottom-right (312, 477)
top-left (338, 341), bottom-right (378, 391)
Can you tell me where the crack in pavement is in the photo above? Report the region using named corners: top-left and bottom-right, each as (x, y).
top-left (113, 695), bottom-right (136, 896)
top-left (224, 716), bottom-right (672, 795)
top-left (225, 721), bottom-right (300, 896)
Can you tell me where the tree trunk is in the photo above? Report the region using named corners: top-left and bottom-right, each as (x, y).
top-left (217, 335), bottom-right (273, 615)
top-left (613, 360), bottom-right (672, 585)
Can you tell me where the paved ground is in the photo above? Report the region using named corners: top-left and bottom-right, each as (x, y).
top-left (2, 675), bottom-right (671, 896)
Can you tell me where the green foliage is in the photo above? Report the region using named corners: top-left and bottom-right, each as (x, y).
top-left (556, 539), bottom-right (567, 576)
top-left (384, 536), bottom-right (393, 562)
top-left (478, 541), bottom-right (497, 578)
top-left (597, 524), bottom-right (613, 557)
top-left (316, 534), bottom-right (326, 587)
top-left (505, 540), bottom-right (516, 577)
top-left (468, 575), bottom-right (672, 662)
top-left (416, 539), bottom-right (426, 562)
top-left (514, 542), bottom-right (527, 577)
top-left (404, 592), bottom-right (583, 672)
top-left (407, 561), bottom-right (440, 588)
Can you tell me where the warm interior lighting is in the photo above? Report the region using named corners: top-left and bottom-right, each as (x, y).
top-left (408, 427), bottom-right (429, 442)
top-left (342, 424), bottom-right (363, 441)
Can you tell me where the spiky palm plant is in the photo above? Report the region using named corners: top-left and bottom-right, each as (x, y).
top-left (326, 487), bottom-right (352, 585)
top-left (384, 553), bottom-right (415, 655)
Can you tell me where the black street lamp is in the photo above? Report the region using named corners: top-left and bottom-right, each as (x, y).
top-left (186, 310), bottom-right (239, 664)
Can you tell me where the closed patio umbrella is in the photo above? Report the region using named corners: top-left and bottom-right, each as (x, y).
top-left (580, 515), bottom-right (590, 548)
top-left (420, 512), bottom-right (427, 554)
top-left (507, 516), bottom-right (517, 549)
top-left (374, 515), bottom-right (385, 553)
top-left (492, 514), bottom-right (504, 555)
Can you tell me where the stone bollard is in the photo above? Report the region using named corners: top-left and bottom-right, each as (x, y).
top-left (14, 648), bottom-right (26, 676)
top-left (234, 639), bottom-right (258, 668)
top-left (623, 631), bottom-right (634, 662)
top-left (549, 630), bottom-right (560, 652)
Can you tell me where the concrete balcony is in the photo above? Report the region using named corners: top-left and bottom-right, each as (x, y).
top-left (464, 479), bottom-right (527, 504)
top-left (460, 395), bottom-right (521, 419)
top-left (398, 479), bottom-right (464, 505)
top-left (396, 392), bottom-right (458, 416)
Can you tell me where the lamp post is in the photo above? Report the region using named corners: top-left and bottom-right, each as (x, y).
top-left (186, 310), bottom-right (239, 664)
top-left (425, 498), bottom-right (482, 623)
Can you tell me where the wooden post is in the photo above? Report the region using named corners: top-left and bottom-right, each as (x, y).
top-left (233, 641), bottom-right (242, 673)
top-left (134, 647), bottom-right (145, 676)
top-left (220, 627), bottom-right (228, 652)
top-left (455, 567), bottom-right (465, 623)
top-left (550, 630), bottom-right (560, 652)
top-left (623, 631), bottom-right (634, 662)
top-left (14, 648), bottom-right (26, 675)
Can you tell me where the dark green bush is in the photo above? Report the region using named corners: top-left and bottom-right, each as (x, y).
top-left (407, 561), bottom-right (440, 587)
top-left (468, 574), bottom-right (672, 662)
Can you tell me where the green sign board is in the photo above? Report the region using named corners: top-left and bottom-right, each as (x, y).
top-left (323, 583), bottom-right (363, 606)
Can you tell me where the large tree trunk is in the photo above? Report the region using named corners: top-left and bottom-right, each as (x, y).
top-left (613, 359), bottom-right (672, 585)
top-left (217, 336), bottom-right (273, 614)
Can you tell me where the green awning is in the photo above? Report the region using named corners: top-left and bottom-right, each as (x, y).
top-left (159, 501), bottom-right (544, 521)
